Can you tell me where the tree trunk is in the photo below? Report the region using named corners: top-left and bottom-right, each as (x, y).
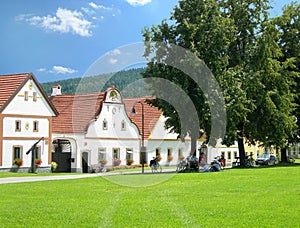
top-left (237, 131), bottom-right (246, 167)
top-left (280, 147), bottom-right (288, 163)
top-left (191, 135), bottom-right (197, 157)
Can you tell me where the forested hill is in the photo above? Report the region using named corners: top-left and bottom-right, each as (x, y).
top-left (41, 68), bottom-right (152, 98)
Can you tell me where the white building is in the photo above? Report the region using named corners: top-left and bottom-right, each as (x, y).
top-left (0, 73), bottom-right (58, 172)
top-left (0, 73), bottom-right (230, 173)
top-left (50, 85), bottom-right (199, 172)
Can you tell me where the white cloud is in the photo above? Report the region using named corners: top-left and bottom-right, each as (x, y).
top-left (126, 0), bottom-right (152, 6)
top-left (37, 68), bottom-right (47, 72)
top-left (19, 8), bottom-right (92, 37)
top-left (109, 58), bottom-right (118, 65)
top-left (89, 2), bottom-right (112, 10)
top-left (50, 66), bottom-right (77, 74)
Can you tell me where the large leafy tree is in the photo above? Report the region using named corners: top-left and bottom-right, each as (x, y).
top-left (272, 2), bottom-right (300, 161)
top-left (142, 0), bottom-right (233, 155)
top-left (142, 0), bottom-right (297, 164)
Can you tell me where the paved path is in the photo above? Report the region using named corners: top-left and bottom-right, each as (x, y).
top-left (0, 174), bottom-right (98, 184)
top-left (0, 168), bottom-right (177, 184)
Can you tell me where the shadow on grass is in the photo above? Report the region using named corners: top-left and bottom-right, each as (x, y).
top-left (231, 162), bottom-right (300, 169)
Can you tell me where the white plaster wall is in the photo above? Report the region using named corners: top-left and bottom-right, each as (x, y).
top-left (145, 139), bottom-right (191, 165)
top-left (80, 139), bottom-right (140, 166)
top-left (149, 115), bottom-right (179, 140)
top-left (2, 139), bottom-right (49, 168)
top-left (86, 103), bottom-right (140, 140)
top-left (3, 117), bottom-right (49, 138)
top-left (2, 79), bottom-right (55, 116)
top-left (53, 132), bottom-right (140, 170)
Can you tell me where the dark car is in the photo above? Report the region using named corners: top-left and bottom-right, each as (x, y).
top-left (255, 153), bottom-right (277, 165)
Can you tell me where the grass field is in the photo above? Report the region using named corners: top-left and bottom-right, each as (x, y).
top-left (0, 166), bottom-right (299, 227)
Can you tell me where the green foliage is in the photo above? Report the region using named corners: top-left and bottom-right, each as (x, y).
top-left (0, 167), bottom-right (299, 227)
top-left (273, 2), bottom-right (300, 141)
top-left (41, 68), bottom-right (151, 98)
top-left (142, 0), bottom-right (299, 163)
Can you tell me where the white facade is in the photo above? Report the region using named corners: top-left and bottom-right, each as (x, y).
top-left (146, 115), bottom-right (192, 165)
top-left (0, 75), bottom-right (239, 172)
top-left (82, 101), bottom-right (141, 167)
top-left (0, 74), bottom-right (57, 171)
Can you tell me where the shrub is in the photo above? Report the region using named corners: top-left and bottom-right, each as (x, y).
top-left (51, 161), bottom-right (58, 172)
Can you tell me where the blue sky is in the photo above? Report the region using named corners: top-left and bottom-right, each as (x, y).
top-left (0, 0), bottom-right (294, 83)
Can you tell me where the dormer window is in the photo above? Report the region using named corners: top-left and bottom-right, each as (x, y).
top-left (103, 119), bottom-right (108, 130)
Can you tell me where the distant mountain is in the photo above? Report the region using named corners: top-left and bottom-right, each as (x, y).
top-left (41, 68), bottom-right (152, 98)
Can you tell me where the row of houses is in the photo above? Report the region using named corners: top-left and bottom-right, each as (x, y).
top-left (0, 73), bottom-right (203, 172)
top-left (0, 73), bottom-right (295, 173)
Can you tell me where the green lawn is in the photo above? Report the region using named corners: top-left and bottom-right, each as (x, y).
top-left (0, 166), bottom-right (299, 227)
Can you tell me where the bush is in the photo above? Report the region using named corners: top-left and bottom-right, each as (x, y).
top-left (51, 161), bottom-right (58, 172)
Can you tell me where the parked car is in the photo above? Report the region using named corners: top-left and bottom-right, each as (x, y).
top-left (255, 153), bottom-right (277, 165)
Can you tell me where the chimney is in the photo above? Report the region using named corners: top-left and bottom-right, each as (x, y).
top-left (51, 84), bottom-right (62, 96)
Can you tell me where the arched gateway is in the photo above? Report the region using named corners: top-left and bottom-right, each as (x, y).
top-left (52, 139), bottom-right (72, 172)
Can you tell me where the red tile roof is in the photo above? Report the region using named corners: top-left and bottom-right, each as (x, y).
top-left (51, 90), bottom-right (162, 138)
top-left (50, 92), bottom-right (105, 134)
top-left (0, 73), bottom-right (58, 115)
top-left (124, 97), bottom-right (162, 139)
top-left (0, 73), bottom-right (29, 110)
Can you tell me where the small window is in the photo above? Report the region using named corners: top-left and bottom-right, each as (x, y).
top-left (33, 92), bottom-right (37, 102)
top-left (98, 148), bottom-right (106, 161)
top-left (126, 148), bottom-right (133, 160)
top-left (227, 151), bottom-right (231, 160)
top-left (167, 148), bottom-right (172, 157)
top-left (121, 120), bottom-right (126, 131)
top-left (155, 148), bottom-right (160, 157)
top-left (24, 91), bottom-right (28, 101)
top-left (13, 146), bottom-right (22, 160)
top-left (15, 120), bottom-right (21, 132)
top-left (221, 151), bottom-right (225, 158)
top-left (33, 121), bottom-right (39, 132)
top-left (103, 119), bottom-right (108, 130)
top-left (113, 148), bottom-right (120, 159)
top-left (234, 151), bottom-right (238, 159)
